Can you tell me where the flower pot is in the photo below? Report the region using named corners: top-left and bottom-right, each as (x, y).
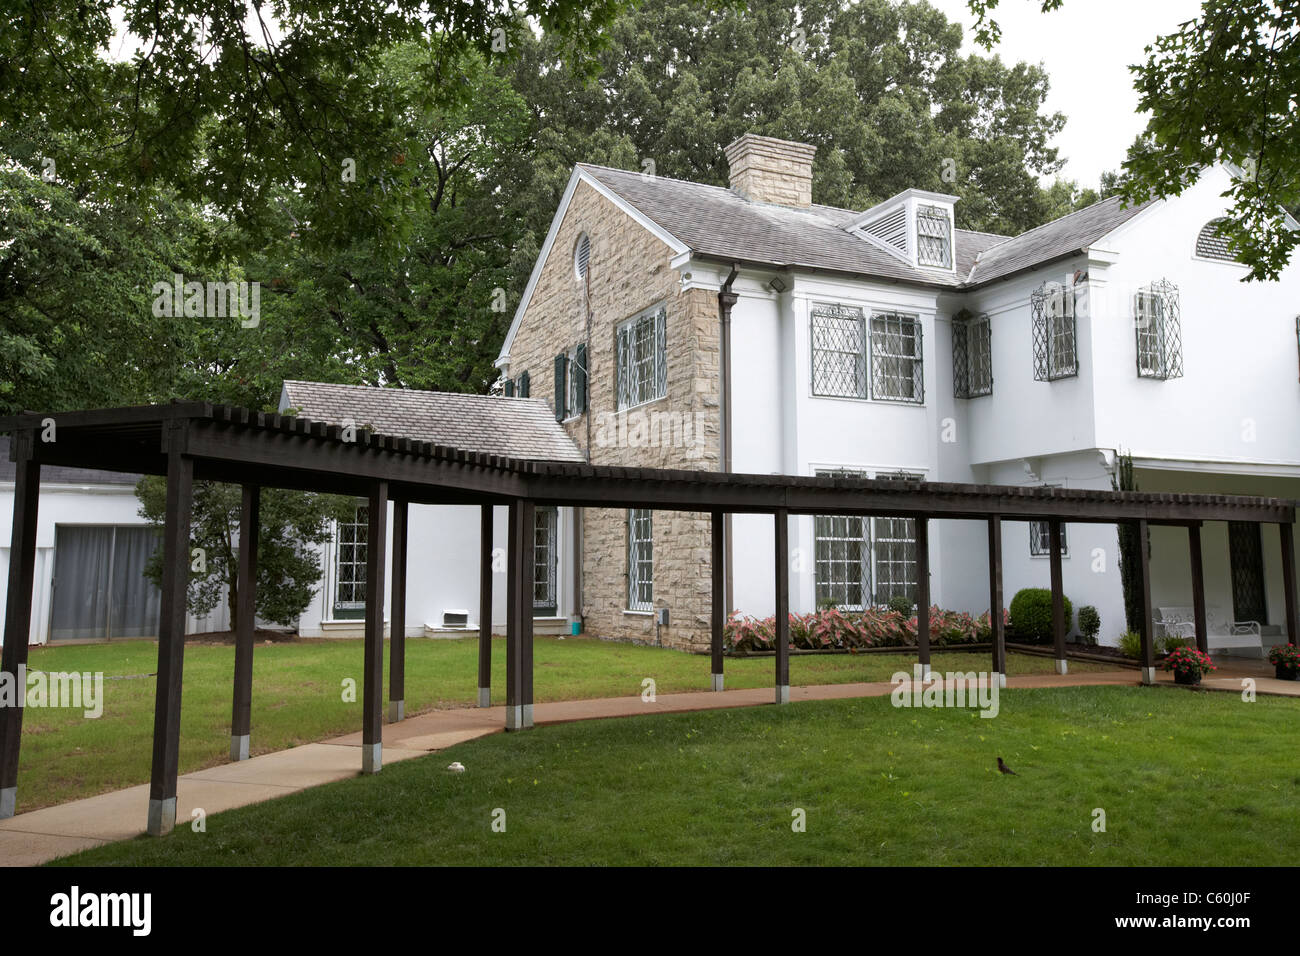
top-left (1274, 665), bottom-right (1298, 681)
top-left (1173, 669), bottom-right (1202, 686)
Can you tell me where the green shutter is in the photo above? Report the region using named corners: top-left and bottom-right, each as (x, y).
top-left (504, 379), bottom-right (515, 397)
top-left (554, 354), bottom-right (567, 421)
top-left (519, 371), bottom-right (530, 397)
top-left (574, 343), bottom-right (587, 412)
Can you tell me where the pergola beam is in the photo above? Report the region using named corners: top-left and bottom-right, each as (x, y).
top-left (1281, 522), bottom-right (1299, 647)
top-left (1049, 520), bottom-right (1067, 675)
top-left (389, 499), bottom-right (408, 723)
top-left (1137, 519), bottom-right (1156, 685)
top-left (478, 504), bottom-right (493, 707)
top-left (774, 508), bottom-right (790, 705)
top-left (1188, 524), bottom-right (1208, 655)
top-left (988, 516), bottom-right (1006, 688)
top-left (711, 510), bottom-right (725, 692)
top-left (361, 481), bottom-right (388, 773)
top-left (916, 517), bottom-right (931, 679)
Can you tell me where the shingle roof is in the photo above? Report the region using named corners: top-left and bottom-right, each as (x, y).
top-left (964, 195), bottom-right (1155, 285)
top-left (0, 436), bottom-right (139, 485)
top-left (278, 381), bottom-right (586, 463)
top-left (580, 163), bottom-right (1153, 289)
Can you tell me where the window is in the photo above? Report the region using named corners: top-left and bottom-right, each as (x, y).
top-left (811, 304), bottom-right (867, 398)
top-left (333, 505), bottom-right (368, 619)
top-left (616, 306), bottom-right (666, 409)
top-left (567, 344), bottom-right (587, 418)
top-left (627, 508), bottom-right (653, 611)
top-left (916, 204), bottom-right (952, 269)
top-left (1195, 218), bottom-right (1238, 262)
top-left (504, 371), bottom-right (529, 398)
top-left (952, 311), bottom-right (992, 398)
top-left (574, 232), bottom-right (591, 280)
top-left (814, 468), bottom-right (870, 609)
top-left (870, 312), bottom-right (924, 403)
top-left (1029, 521), bottom-right (1068, 557)
top-left (1030, 281), bottom-right (1078, 381)
top-left (1134, 279), bottom-right (1183, 380)
top-left (871, 472), bottom-right (923, 606)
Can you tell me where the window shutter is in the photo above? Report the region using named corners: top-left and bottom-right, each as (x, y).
top-left (554, 354), bottom-right (567, 421)
top-left (504, 379), bottom-right (515, 398)
top-left (519, 371), bottom-right (530, 397)
top-left (574, 343), bottom-right (588, 412)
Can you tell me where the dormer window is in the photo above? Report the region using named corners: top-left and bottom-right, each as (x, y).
top-left (916, 204), bottom-right (952, 269)
top-left (1194, 218), bottom-right (1238, 262)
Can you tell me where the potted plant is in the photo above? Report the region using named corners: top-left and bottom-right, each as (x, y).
top-left (1162, 645), bottom-right (1215, 686)
top-left (1267, 644), bottom-right (1300, 681)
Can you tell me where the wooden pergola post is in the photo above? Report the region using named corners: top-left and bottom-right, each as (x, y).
top-left (987, 515), bottom-right (1006, 688)
top-left (0, 430), bottom-right (39, 820)
top-left (1188, 523), bottom-right (1208, 655)
top-left (1049, 519), bottom-right (1068, 675)
top-left (361, 481), bottom-right (388, 773)
top-left (505, 499), bottom-right (534, 730)
top-left (388, 498), bottom-right (408, 723)
top-left (711, 509), bottom-right (725, 691)
top-left (1137, 519), bottom-right (1156, 684)
top-left (1280, 522), bottom-right (1298, 646)
top-left (916, 516), bottom-right (931, 680)
top-left (230, 484), bottom-right (259, 761)
top-left (147, 424), bottom-right (194, 836)
top-left (478, 504), bottom-right (493, 707)
top-left (774, 508), bottom-right (790, 704)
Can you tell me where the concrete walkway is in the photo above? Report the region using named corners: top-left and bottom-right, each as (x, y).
top-left (0, 662), bottom-right (1293, 866)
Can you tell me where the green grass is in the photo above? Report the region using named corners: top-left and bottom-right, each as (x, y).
top-left (17, 636), bottom-right (1114, 811)
top-left (52, 684), bottom-right (1300, 866)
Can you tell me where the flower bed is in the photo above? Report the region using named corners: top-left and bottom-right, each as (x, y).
top-left (724, 606), bottom-right (1008, 653)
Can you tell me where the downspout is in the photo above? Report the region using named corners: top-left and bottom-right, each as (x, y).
top-left (719, 263), bottom-right (739, 618)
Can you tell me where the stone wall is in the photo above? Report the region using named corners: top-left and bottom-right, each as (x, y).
top-left (505, 178), bottom-right (720, 649)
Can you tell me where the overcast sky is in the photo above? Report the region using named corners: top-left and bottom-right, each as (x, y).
top-left (928, 0), bottom-right (1203, 188)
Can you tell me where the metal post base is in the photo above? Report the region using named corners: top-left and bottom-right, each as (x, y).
top-left (389, 700), bottom-right (404, 723)
top-left (147, 797), bottom-right (176, 837)
top-left (230, 734), bottom-right (250, 762)
top-left (1054, 659), bottom-right (1069, 675)
top-left (505, 705), bottom-right (524, 731)
top-left (361, 742), bottom-right (382, 774)
top-left (711, 673), bottom-right (724, 692)
top-left (919, 663), bottom-right (932, 681)
top-left (994, 672), bottom-right (1006, 689)
top-left (0, 786), bottom-right (15, 819)
top-left (776, 684), bottom-right (790, 705)
top-left (1140, 666), bottom-right (1156, 685)
top-left (522, 703), bottom-right (534, 729)
top-left (477, 687), bottom-right (490, 708)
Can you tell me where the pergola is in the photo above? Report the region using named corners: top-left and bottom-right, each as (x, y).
top-left (2, 402), bottom-right (1296, 834)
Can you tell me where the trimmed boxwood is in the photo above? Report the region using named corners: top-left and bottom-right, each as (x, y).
top-left (1009, 588), bottom-right (1073, 643)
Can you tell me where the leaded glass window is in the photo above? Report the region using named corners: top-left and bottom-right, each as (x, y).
top-left (627, 508), bottom-right (653, 611)
top-left (616, 307), bottom-right (667, 409)
top-left (1029, 520), bottom-right (1068, 557)
top-left (814, 468), bottom-right (870, 609)
top-left (870, 312), bottom-right (924, 403)
top-left (811, 304), bottom-right (867, 398)
top-left (1134, 279), bottom-right (1183, 380)
top-left (916, 204), bottom-right (952, 269)
top-left (333, 505), bottom-right (368, 617)
top-left (952, 311), bottom-right (992, 398)
top-left (1031, 281), bottom-right (1078, 381)
top-left (871, 472), bottom-right (922, 606)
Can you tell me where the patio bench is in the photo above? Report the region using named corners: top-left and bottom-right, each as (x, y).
top-left (1154, 605), bottom-right (1264, 657)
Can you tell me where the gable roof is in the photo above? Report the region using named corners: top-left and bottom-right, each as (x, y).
top-left (278, 381), bottom-right (586, 463)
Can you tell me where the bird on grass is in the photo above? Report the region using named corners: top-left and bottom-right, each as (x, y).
top-left (997, 757), bottom-right (1017, 775)
top-left (447, 762), bottom-right (465, 773)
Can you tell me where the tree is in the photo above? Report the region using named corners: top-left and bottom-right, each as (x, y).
top-left (967, 0), bottom-right (1300, 280)
top-left (136, 478), bottom-right (354, 628)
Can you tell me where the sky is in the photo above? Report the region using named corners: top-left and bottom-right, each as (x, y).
top-left (928, 0), bottom-right (1203, 188)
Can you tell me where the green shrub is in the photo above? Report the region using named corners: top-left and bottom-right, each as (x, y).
top-left (1008, 588), bottom-right (1073, 643)
top-left (887, 594), bottom-right (913, 617)
top-left (1077, 605), bottom-right (1101, 644)
top-left (1160, 635), bottom-right (1189, 653)
top-left (1118, 630), bottom-right (1143, 659)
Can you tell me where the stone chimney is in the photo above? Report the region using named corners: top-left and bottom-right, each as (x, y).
top-left (724, 134), bottom-right (816, 207)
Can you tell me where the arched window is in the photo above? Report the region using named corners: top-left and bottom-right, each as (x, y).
top-left (1195, 218), bottom-right (1238, 262)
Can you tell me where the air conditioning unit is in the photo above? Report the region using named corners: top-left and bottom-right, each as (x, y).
top-left (442, 609), bottom-right (469, 628)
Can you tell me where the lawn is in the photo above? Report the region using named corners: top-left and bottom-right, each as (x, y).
top-left (52, 684), bottom-right (1300, 866)
top-left (16, 636), bottom-right (1115, 811)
